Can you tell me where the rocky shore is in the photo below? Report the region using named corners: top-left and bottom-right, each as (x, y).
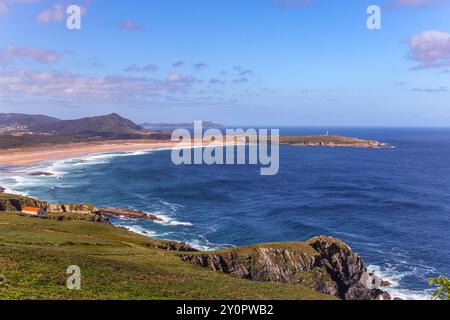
top-left (280, 135), bottom-right (385, 148)
top-left (95, 207), bottom-right (163, 221)
top-left (0, 193), bottom-right (161, 222)
top-left (27, 171), bottom-right (54, 177)
top-left (180, 236), bottom-right (391, 300)
top-left (0, 191), bottom-right (392, 300)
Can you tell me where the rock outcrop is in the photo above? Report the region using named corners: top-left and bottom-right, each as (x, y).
top-left (27, 172), bottom-right (54, 177)
top-left (95, 207), bottom-right (163, 221)
top-left (0, 186), bottom-right (5, 193)
top-left (0, 194), bottom-right (48, 212)
top-left (47, 203), bottom-right (97, 215)
top-left (180, 236), bottom-right (390, 300)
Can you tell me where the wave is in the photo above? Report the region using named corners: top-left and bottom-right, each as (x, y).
top-left (367, 264), bottom-right (434, 300)
top-left (153, 212), bottom-right (193, 227)
top-left (0, 148), bottom-right (163, 196)
top-left (184, 235), bottom-right (235, 251)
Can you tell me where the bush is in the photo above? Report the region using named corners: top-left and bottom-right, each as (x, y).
top-left (429, 276), bottom-right (450, 300)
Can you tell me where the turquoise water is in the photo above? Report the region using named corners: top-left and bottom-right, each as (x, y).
top-left (2, 127), bottom-right (450, 299)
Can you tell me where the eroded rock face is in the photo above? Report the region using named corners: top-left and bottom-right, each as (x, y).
top-left (180, 236), bottom-right (390, 300)
top-left (47, 203), bottom-right (97, 214)
top-left (95, 207), bottom-right (162, 221)
top-left (0, 195), bottom-right (48, 212)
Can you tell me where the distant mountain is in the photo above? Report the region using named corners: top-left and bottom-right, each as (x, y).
top-left (141, 121), bottom-right (224, 130)
top-left (31, 113), bottom-right (143, 134)
top-left (0, 113), bottom-right (60, 126)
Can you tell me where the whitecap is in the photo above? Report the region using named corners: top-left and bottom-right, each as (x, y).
top-left (152, 212), bottom-right (194, 227)
top-left (368, 264), bottom-right (434, 300)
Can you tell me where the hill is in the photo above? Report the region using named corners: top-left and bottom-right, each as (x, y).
top-left (0, 211), bottom-right (332, 300)
top-left (31, 113), bottom-right (143, 134)
top-left (0, 113), bottom-right (60, 126)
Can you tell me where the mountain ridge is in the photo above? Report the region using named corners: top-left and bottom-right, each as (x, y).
top-left (31, 113), bottom-right (143, 134)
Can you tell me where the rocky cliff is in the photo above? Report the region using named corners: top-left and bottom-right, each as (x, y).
top-left (47, 203), bottom-right (97, 214)
top-left (180, 236), bottom-right (390, 300)
top-left (0, 193), bottom-right (48, 212)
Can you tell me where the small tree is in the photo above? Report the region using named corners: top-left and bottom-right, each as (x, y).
top-left (429, 276), bottom-right (450, 300)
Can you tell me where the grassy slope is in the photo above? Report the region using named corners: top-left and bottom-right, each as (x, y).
top-left (0, 213), bottom-right (333, 300)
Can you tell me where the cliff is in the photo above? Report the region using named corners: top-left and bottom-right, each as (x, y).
top-left (180, 236), bottom-right (390, 300)
top-left (0, 192), bottom-right (390, 300)
top-left (0, 193), bottom-right (48, 212)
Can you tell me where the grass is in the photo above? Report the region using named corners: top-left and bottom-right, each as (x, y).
top-left (0, 212), bottom-right (333, 300)
top-left (280, 135), bottom-right (380, 145)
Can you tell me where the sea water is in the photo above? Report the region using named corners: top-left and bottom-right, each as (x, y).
top-left (2, 127), bottom-right (450, 299)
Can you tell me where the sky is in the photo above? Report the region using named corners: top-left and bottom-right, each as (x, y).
top-left (0, 0), bottom-right (449, 126)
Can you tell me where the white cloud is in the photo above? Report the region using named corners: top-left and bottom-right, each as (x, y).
top-left (0, 45), bottom-right (60, 65)
top-left (408, 30), bottom-right (450, 69)
top-left (36, 4), bottom-right (65, 22)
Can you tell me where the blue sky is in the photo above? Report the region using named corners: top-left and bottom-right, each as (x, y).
top-left (0, 0), bottom-right (449, 126)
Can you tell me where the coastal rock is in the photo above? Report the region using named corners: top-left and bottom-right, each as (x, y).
top-left (47, 203), bottom-right (97, 215)
top-left (381, 280), bottom-right (392, 287)
top-left (95, 207), bottom-right (163, 221)
top-left (0, 194), bottom-right (48, 212)
top-left (180, 236), bottom-right (390, 300)
top-left (157, 241), bottom-right (199, 252)
top-left (0, 186), bottom-right (5, 193)
top-left (45, 212), bottom-right (110, 223)
top-left (27, 172), bottom-right (54, 177)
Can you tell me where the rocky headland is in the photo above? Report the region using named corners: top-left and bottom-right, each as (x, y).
top-left (180, 236), bottom-right (391, 300)
top-left (0, 192), bottom-right (391, 300)
top-left (280, 135), bottom-right (385, 148)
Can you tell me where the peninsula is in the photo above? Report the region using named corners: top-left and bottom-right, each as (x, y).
top-left (0, 113), bottom-right (385, 166)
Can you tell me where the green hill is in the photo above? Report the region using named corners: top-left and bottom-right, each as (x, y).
top-left (31, 113), bottom-right (143, 134)
top-left (0, 113), bottom-right (60, 126)
top-left (0, 212), bottom-right (331, 300)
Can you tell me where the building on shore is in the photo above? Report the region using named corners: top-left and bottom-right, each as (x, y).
top-left (21, 206), bottom-right (45, 216)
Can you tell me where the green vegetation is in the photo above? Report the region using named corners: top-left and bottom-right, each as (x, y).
top-left (279, 135), bottom-right (381, 147)
top-left (429, 276), bottom-right (450, 300)
top-left (0, 132), bottom-right (171, 150)
top-left (0, 193), bottom-right (47, 212)
top-left (0, 212), bottom-right (332, 300)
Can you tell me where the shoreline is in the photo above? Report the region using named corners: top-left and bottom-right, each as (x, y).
top-left (0, 139), bottom-right (180, 167)
top-left (0, 135), bottom-right (385, 167)
top-left (0, 139), bottom-right (248, 168)
top-left (0, 151), bottom-right (429, 300)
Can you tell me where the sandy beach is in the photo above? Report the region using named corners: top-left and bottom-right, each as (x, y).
top-left (0, 139), bottom-right (180, 167)
top-left (0, 138), bottom-right (244, 167)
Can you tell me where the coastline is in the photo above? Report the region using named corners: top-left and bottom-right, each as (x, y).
top-left (0, 139), bottom-right (180, 167)
top-left (0, 135), bottom-right (431, 300)
top-left (0, 135), bottom-right (385, 167)
top-left (0, 144), bottom-right (430, 299)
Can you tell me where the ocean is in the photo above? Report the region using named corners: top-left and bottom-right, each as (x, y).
top-left (1, 127), bottom-right (450, 300)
